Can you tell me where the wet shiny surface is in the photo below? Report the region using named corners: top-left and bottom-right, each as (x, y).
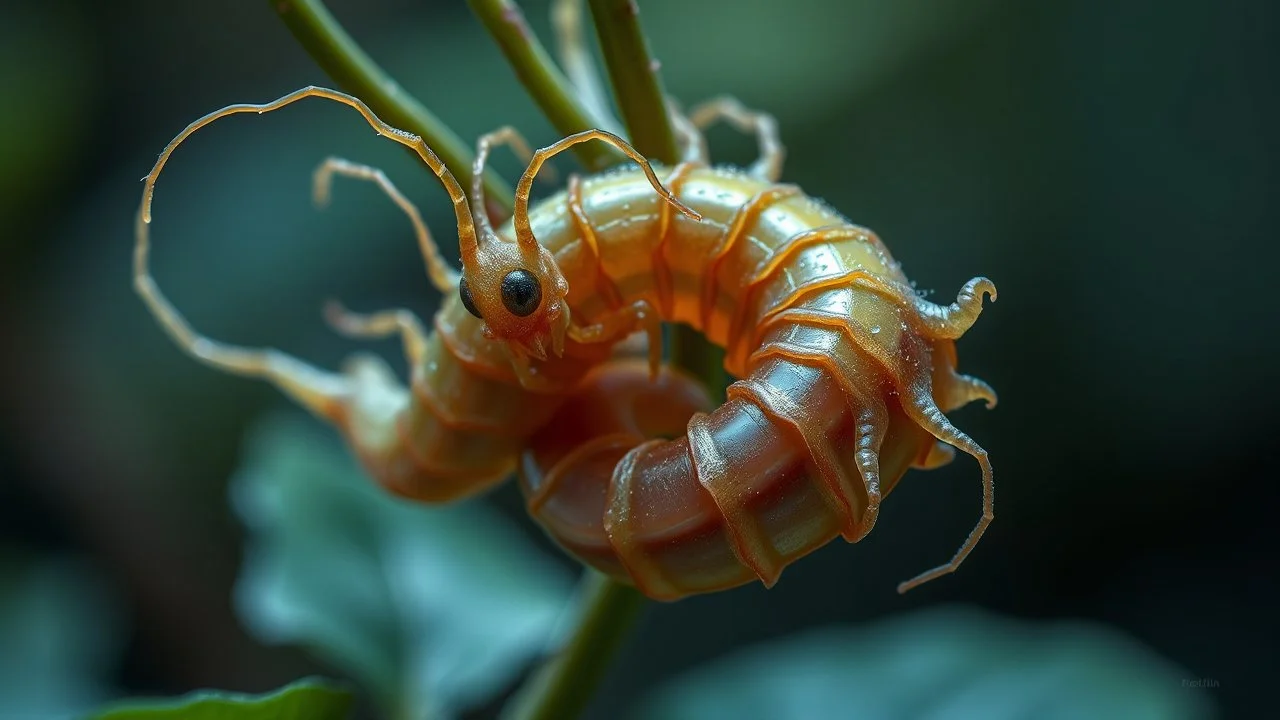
top-left (510, 165), bottom-right (994, 599)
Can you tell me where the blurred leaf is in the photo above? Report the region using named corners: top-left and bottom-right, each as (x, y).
top-left (230, 414), bottom-right (576, 719)
top-left (0, 556), bottom-right (121, 719)
top-left (636, 606), bottom-right (1218, 720)
top-left (90, 677), bottom-right (351, 720)
top-left (642, 0), bottom-right (995, 122)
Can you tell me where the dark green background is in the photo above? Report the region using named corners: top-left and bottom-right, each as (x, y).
top-left (0, 0), bottom-right (1273, 716)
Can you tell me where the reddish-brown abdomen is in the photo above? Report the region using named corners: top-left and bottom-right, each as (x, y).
top-left (519, 356), bottom-right (936, 600)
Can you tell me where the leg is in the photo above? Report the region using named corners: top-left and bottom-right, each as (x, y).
top-left (136, 86), bottom-right (482, 279)
top-left (471, 126), bottom-right (546, 237)
top-left (689, 96), bottom-right (785, 182)
top-left (894, 397), bottom-right (993, 594)
top-left (748, 338), bottom-right (887, 543)
top-left (513, 129), bottom-right (701, 254)
top-left (312, 156), bottom-right (459, 293)
top-left (850, 275), bottom-right (998, 342)
top-left (849, 402), bottom-right (887, 542)
top-left (760, 307), bottom-right (993, 593)
top-left (909, 276), bottom-right (998, 340)
top-left (668, 99), bottom-right (709, 165)
top-left (501, 343), bottom-right (558, 392)
top-left (133, 207), bottom-right (353, 424)
top-left (132, 88), bottom-right (460, 422)
top-left (323, 300), bottom-right (430, 369)
top-left (550, 0), bottom-right (623, 134)
top-left (568, 299), bottom-right (663, 378)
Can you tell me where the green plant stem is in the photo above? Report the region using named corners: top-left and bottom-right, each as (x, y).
top-left (466, 0), bottom-right (622, 171)
top-left (670, 324), bottom-right (728, 391)
top-left (272, 0), bottom-right (515, 212)
top-left (586, 0), bottom-right (679, 164)
top-left (503, 572), bottom-right (646, 720)
top-left (585, 0), bottom-right (721, 385)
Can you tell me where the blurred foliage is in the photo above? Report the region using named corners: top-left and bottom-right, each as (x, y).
top-left (0, 4), bottom-right (95, 258)
top-left (91, 677), bottom-right (352, 720)
top-left (0, 556), bottom-right (120, 719)
top-left (638, 607), bottom-right (1216, 720)
top-left (230, 415), bottom-right (577, 719)
top-left (643, 0), bottom-right (997, 119)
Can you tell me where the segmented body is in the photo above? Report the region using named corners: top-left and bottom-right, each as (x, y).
top-left (506, 165), bottom-right (995, 599)
top-left (135, 87), bottom-right (997, 602)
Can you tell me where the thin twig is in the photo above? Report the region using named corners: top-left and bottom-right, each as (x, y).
top-left (550, 0), bottom-right (624, 136)
top-left (467, 0), bottom-right (623, 171)
top-left (585, 0), bottom-right (679, 164)
top-left (502, 572), bottom-right (647, 720)
top-left (271, 0), bottom-right (515, 212)
top-left (585, 0), bottom-right (718, 378)
top-left (669, 324), bottom-right (728, 391)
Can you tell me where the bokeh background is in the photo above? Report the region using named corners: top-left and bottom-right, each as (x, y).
top-left (1, 0), bottom-right (1275, 717)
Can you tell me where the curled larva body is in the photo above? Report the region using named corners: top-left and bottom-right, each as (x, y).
top-left (330, 296), bottom-right (589, 502)
top-left (511, 165), bottom-right (996, 599)
top-left (135, 87), bottom-right (997, 601)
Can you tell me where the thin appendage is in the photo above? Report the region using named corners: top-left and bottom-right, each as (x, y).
top-left (942, 373), bottom-right (998, 412)
top-left (749, 340), bottom-right (887, 542)
top-left (550, 0), bottom-right (623, 135)
top-left (134, 86), bottom-right (479, 429)
top-left (689, 96), bottom-right (785, 182)
top-left (514, 129), bottom-right (701, 253)
top-left (471, 126), bottom-right (550, 238)
top-left (759, 306), bottom-right (993, 593)
top-left (894, 403), bottom-right (993, 594)
top-left (850, 275), bottom-right (998, 342)
top-left (911, 277), bottom-right (997, 340)
top-left (312, 157), bottom-right (458, 293)
top-left (667, 99), bottom-right (709, 165)
top-left (500, 343), bottom-right (557, 392)
top-left (567, 299), bottom-right (663, 377)
top-left (137, 87), bottom-right (479, 268)
top-left (323, 300), bottom-right (429, 369)
top-left (849, 403), bottom-right (887, 541)
top-left (134, 202), bottom-right (352, 421)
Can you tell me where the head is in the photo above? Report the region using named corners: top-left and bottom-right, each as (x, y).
top-left (457, 229), bottom-right (570, 362)
top-left (454, 127), bottom-right (699, 364)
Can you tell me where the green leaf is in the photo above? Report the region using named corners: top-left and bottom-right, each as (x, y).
top-left (90, 677), bottom-right (352, 720)
top-left (636, 606), bottom-right (1219, 720)
top-left (0, 556), bottom-right (120, 719)
top-left (230, 414), bottom-right (576, 720)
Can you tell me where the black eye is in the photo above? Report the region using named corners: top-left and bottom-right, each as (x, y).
top-left (501, 269), bottom-right (542, 317)
top-left (459, 277), bottom-right (482, 319)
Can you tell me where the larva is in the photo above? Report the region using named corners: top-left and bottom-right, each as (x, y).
top-left (135, 86), bottom-right (996, 601)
